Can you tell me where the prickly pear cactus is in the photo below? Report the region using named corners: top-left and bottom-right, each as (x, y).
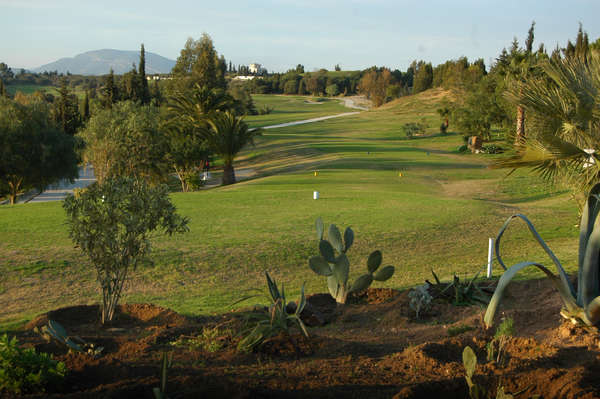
top-left (308, 217), bottom-right (395, 304)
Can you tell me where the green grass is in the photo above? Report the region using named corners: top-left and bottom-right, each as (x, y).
top-left (6, 83), bottom-right (88, 99)
top-left (246, 95), bottom-right (351, 128)
top-left (0, 88), bottom-right (581, 331)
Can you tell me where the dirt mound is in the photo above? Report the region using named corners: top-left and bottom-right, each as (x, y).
top-left (9, 279), bottom-right (600, 398)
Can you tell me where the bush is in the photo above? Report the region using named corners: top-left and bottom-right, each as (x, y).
top-left (63, 177), bottom-right (189, 324)
top-left (402, 122), bottom-right (426, 139)
top-left (457, 144), bottom-right (468, 153)
top-left (480, 144), bottom-right (504, 154)
top-left (0, 334), bottom-right (67, 394)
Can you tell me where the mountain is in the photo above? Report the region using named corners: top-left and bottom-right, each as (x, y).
top-left (32, 49), bottom-right (176, 75)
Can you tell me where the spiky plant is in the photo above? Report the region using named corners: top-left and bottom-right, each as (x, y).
top-left (494, 51), bottom-right (600, 200)
top-left (485, 183), bottom-right (600, 328)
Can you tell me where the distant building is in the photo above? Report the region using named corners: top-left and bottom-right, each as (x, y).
top-left (249, 63), bottom-right (261, 74)
top-left (233, 75), bottom-right (256, 81)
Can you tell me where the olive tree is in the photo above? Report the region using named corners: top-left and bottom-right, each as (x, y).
top-left (63, 177), bottom-right (189, 324)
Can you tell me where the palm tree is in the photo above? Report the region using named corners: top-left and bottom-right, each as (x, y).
top-left (494, 51), bottom-right (600, 201)
top-left (165, 84), bottom-right (234, 190)
top-left (200, 111), bottom-right (262, 185)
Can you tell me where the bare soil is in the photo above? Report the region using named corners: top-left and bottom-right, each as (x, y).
top-left (7, 278), bottom-right (600, 399)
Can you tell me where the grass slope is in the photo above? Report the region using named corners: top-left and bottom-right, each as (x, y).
top-left (0, 89), bottom-right (577, 331)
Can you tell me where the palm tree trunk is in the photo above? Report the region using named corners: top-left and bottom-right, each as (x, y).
top-left (222, 162), bottom-right (236, 185)
top-left (515, 87), bottom-right (525, 144)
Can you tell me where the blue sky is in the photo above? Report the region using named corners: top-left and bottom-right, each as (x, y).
top-left (1, 0), bottom-right (599, 72)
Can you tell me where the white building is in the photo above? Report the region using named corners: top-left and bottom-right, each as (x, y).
top-left (249, 63), bottom-right (262, 74)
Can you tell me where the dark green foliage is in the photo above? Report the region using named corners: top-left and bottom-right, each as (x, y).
top-left (0, 79), bottom-right (6, 97)
top-left (81, 101), bottom-right (169, 183)
top-left (412, 60), bottom-right (433, 93)
top-left (139, 44), bottom-right (150, 104)
top-left (171, 33), bottom-right (226, 92)
top-left (103, 68), bottom-right (118, 108)
top-left (0, 97), bottom-right (79, 204)
top-left (480, 144), bottom-right (504, 154)
top-left (0, 334), bottom-right (67, 394)
top-left (82, 91), bottom-right (90, 121)
top-left (402, 122), bottom-right (425, 139)
top-left (52, 78), bottom-right (81, 135)
top-left (450, 75), bottom-right (505, 140)
top-left (426, 270), bottom-right (492, 306)
top-left (236, 272), bottom-right (308, 353)
top-left (63, 177), bottom-right (189, 323)
top-left (198, 111), bottom-right (261, 185)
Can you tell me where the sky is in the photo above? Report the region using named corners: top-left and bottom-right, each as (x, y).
top-left (1, 0), bottom-right (599, 73)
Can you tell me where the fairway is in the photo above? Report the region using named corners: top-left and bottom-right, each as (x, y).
top-left (246, 95), bottom-right (351, 128)
top-left (0, 89), bottom-right (578, 331)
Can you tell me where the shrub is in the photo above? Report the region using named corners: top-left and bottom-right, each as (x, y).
top-left (0, 334), bottom-right (67, 394)
top-left (308, 217), bottom-right (395, 304)
top-left (402, 122), bottom-right (425, 139)
top-left (236, 272), bottom-right (308, 353)
top-left (63, 177), bottom-right (189, 324)
top-left (457, 144), bottom-right (468, 153)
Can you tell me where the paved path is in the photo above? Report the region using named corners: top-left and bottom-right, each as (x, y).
top-left (27, 165), bottom-right (96, 203)
top-left (262, 111), bottom-right (360, 130)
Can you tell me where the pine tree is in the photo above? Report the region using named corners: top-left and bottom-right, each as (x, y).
top-left (139, 44), bottom-right (150, 104)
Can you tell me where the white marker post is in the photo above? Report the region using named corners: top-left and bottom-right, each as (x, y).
top-left (313, 191), bottom-right (319, 200)
top-left (487, 238), bottom-right (494, 278)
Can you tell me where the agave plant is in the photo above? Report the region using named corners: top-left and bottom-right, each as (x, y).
top-left (484, 183), bottom-right (600, 328)
top-left (308, 217), bottom-right (395, 304)
top-left (236, 272), bottom-right (308, 353)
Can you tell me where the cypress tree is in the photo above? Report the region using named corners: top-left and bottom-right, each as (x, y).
top-left (104, 68), bottom-right (117, 108)
top-left (525, 21), bottom-right (535, 54)
top-left (0, 79), bottom-right (6, 97)
top-left (83, 91), bottom-right (90, 121)
top-left (139, 44), bottom-right (150, 104)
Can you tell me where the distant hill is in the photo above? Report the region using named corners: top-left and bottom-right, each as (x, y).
top-left (32, 49), bottom-right (176, 75)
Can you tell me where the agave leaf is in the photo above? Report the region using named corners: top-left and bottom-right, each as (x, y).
top-left (343, 227), bottom-right (354, 252)
top-left (333, 254), bottom-right (350, 286)
top-left (328, 224), bottom-right (344, 253)
top-left (48, 320), bottom-right (68, 341)
top-left (584, 296), bottom-right (600, 325)
top-left (296, 283), bottom-right (307, 315)
top-left (290, 315), bottom-right (310, 337)
top-left (484, 261), bottom-right (579, 328)
top-left (431, 269), bottom-right (441, 284)
top-left (367, 250), bottom-right (382, 273)
top-left (309, 256), bottom-right (333, 276)
top-left (265, 272), bottom-right (280, 301)
top-left (319, 240), bottom-right (336, 263)
top-left (315, 217), bottom-right (324, 240)
top-left (579, 193), bottom-right (600, 308)
top-left (373, 265), bottom-right (395, 281)
top-left (495, 214), bottom-right (576, 298)
top-left (350, 274), bottom-right (373, 293)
